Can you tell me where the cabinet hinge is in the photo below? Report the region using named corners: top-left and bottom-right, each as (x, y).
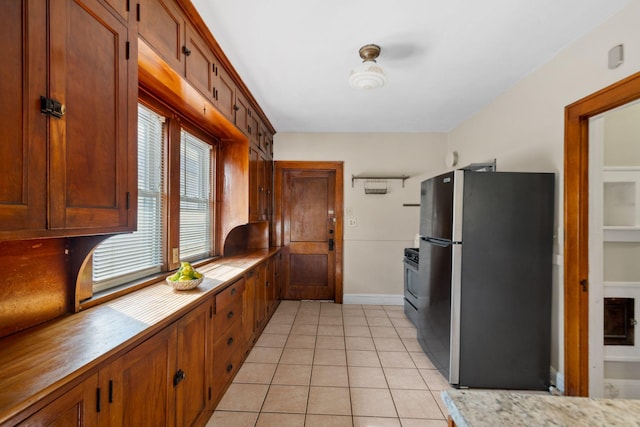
top-left (126, 0), bottom-right (130, 11)
top-left (210, 305), bottom-right (213, 319)
top-left (96, 387), bottom-right (101, 413)
top-left (108, 380), bottom-right (114, 403)
top-left (126, 41), bottom-right (130, 60)
top-left (208, 386), bottom-right (212, 400)
top-left (126, 192), bottom-right (130, 209)
top-left (136, 3), bottom-right (140, 21)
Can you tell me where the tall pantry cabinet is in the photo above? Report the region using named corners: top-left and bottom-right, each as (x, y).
top-left (0, 0), bottom-right (137, 240)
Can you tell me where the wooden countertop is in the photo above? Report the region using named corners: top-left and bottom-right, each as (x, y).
top-left (441, 389), bottom-right (640, 426)
top-left (0, 248), bottom-right (279, 424)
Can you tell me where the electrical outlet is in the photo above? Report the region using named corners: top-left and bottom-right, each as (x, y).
top-left (347, 218), bottom-right (357, 227)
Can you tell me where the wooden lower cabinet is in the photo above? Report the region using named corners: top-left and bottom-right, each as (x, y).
top-left (105, 300), bottom-right (211, 426)
top-left (17, 374), bottom-right (99, 426)
top-left (210, 278), bottom-right (245, 406)
top-left (12, 253), bottom-right (282, 426)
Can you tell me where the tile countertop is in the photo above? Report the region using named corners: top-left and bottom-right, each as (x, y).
top-left (441, 389), bottom-right (640, 427)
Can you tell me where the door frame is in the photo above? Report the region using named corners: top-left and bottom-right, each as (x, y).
top-left (274, 161), bottom-right (344, 303)
top-left (564, 71), bottom-right (640, 396)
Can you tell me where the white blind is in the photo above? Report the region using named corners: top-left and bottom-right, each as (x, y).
top-left (92, 104), bottom-right (165, 291)
top-left (179, 130), bottom-right (212, 261)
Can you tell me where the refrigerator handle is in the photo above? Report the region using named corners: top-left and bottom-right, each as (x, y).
top-left (420, 236), bottom-right (453, 248)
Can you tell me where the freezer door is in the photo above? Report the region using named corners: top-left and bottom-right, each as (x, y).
top-left (419, 171), bottom-right (455, 240)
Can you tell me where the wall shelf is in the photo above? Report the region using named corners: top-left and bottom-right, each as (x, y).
top-left (351, 174), bottom-right (410, 188)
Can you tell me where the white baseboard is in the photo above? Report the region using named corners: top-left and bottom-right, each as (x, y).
top-left (604, 379), bottom-right (640, 399)
top-left (343, 294), bottom-right (404, 306)
top-left (550, 367), bottom-right (565, 394)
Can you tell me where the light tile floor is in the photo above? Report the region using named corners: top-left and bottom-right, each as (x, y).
top-left (206, 301), bottom-right (451, 427)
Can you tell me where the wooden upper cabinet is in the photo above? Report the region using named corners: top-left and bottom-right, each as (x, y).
top-left (234, 91), bottom-right (250, 134)
top-left (0, 0), bottom-right (47, 234)
top-left (103, 0), bottom-right (129, 20)
top-left (0, 0), bottom-right (136, 240)
top-left (49, 0), bottom-right (135, 232)
top-left (213, 61), bottom-right (237, 123)
top-left (138, 0), bottom-right (185, 71)
top-left (248, 109), bottom-right (259, 145)
top-left (184, 23), bottom-right (214, 100)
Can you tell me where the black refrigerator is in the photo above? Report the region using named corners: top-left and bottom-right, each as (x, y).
top-left (417, 169), bottom-right (554, 390)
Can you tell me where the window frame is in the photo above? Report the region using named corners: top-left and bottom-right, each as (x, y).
top-left (81, 91), bottom-right (221, 304)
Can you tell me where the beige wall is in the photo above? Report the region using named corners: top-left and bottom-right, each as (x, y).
top-left (274, 0), bottom-right (640, 388)
top-left (274, 133), bottom-right (447, 300)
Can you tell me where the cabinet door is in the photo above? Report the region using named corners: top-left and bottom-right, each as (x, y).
top-left (17, 373), bottom-right (99, 427)
top-left (249, 145), bottom-right (261, 221)
top-left (243, 270), bottom-right (257, 346)
top-left (137, 0), bottom-right (185, 72)
top-left (255, 263), bottom-right (267, 331)
top-left (214, 63), bottom-right (236, 122)
top-left (248, 109), bottom-right (259, 145)
top-left (48, 0), bottom-right (135, 232)
top-left (175, 301), bottom-right (210, 426)
top-left (107, 327), bottom-right (177, 427)
top-left (0, 0), bottom-right (47, 234)
top-left (103, 0), bottom-right (129, 20)
top-left (234, 91), bottom-right (250, 134)
top-left (184, 24), bottom-right (214, 101)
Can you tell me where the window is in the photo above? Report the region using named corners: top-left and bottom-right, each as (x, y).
top-left (90, 101), bottom-right (218, 294)
top-left (92, 104), bottom-right (165, 292)
top-left (179, 130), bottom-right (213, 261)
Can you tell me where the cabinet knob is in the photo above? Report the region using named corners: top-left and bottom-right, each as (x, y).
top-left (226, 364), bottom-right (233, 373)
top-left (227, 337), bottom-right (234, 346)
top-left (227, 310), bottom-right (234, 319)
top-left (182, 46), bottom-right (191, 56)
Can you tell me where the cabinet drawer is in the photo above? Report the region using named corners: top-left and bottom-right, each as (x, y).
top-left (211, 347), bottom-right (244, 403)
top-left (215, 279), bottom-right (245, 313)
top-left (212, 318), bottom-right (243, 366)
top-left (213, 297), bottom-right (243, 333)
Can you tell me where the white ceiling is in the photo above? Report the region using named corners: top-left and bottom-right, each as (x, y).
top-left (192, 0), bottom-right (631, 133)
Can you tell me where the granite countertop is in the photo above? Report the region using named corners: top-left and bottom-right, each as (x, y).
top-left (442, 389), bottom-right (640, 426)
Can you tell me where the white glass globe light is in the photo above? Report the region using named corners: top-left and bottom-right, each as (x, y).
top-left (348, 44), bottom-right (387, 90)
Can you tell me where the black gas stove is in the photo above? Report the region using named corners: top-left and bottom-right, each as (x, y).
top-left (403, 247), bottom-right (420, 327)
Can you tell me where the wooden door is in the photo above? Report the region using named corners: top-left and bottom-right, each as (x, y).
top-left (282, 169), bottom-right (337, 300)
top-left (48, 0), bottom-right (134, 232)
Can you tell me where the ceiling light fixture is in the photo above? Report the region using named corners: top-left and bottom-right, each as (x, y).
top-left (348, 44), bottom-right (387, 90)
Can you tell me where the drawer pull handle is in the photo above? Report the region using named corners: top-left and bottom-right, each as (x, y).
top-left (226, 364), bottom-right (233, 373)
top-left (227, 311), bottom-right (234, 319)
top-left (227, 337), bottom-right (234, 346)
